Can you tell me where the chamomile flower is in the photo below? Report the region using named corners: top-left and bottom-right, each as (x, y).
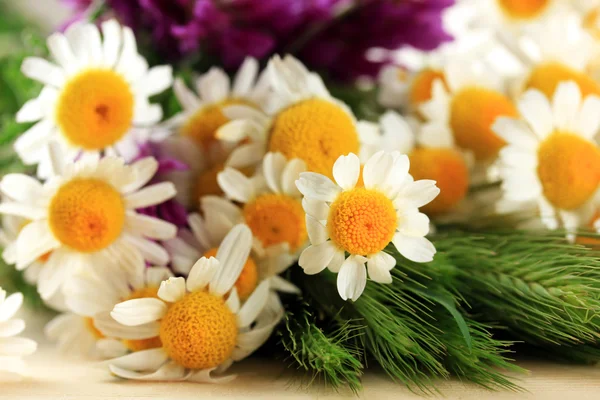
top-left (420, 59), bottom-right (517, 163)
top-left (57, 265), bottom-right (173, 359)
top-left (296, 152), bottom-right (439, 301)
top-left (0, 288), bottom-right (37, 380)
top-left (378, 65), bottom-right (448, 112)
top-left (518, 12), bottom-right (600, 98)
top-left (217, 55), bottom-right (369, 178)
top-left (493, 81), bottom-right (600, 238)
top-left (0, 153), bottom-right (177, 300)
top-left (361, 112), bottom-right (470, 216)
top-left (107, 224), bottom-right (284, 382)
top-left (15, 20), bottom-right (172, 178)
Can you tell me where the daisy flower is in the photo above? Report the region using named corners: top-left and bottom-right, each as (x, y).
top-left (0, 152), bottom-right (177, 300)
top-left (493, 81), bottom-right (600, 238)
top-left (296, 152), bottom-right (440, 301)
top-left (361, 112), bottom-right (470, 216)
top-left (420, 59), bottom-right (517, 164)
top-left (217, 55), bottom-right (369, 178)
top-left (517, 12), bottom-right (600, 99)
top-left (107, 224), bottom-right (284, 382)
top-left (0, 288), bottom-right (37, 380)
top-left (15, 19), bottom-right (173, 178)
top-left (50, 265), bottom-right (173, 359)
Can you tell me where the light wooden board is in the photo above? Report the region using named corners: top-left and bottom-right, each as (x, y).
top-left (2, 345), bottom-right (600, 400)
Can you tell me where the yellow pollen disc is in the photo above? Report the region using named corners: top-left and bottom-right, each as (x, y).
top-left (243, 193), bottom-right (307, 251)
top-left (182, 99), bottom-right (254, 150)
top-left (56, 69), bottom-right (134, 150)
top-left (204, 248), bottom-right (258, 301)
top-left (497, 0), bottom-right (549, 20)
top-left (525, 62), bottom-right (600, 99)
top-left (194, 163), bottom-right (255, 200)
top-left (408, 69), bottom-right (447, 107)
top-left (328, 188), bottom-right (397, 255)
top-left (409, 148), bottom-right (469, 215)
top-left (268, 98), bottom-right (359, 177)
top-left (159, 291), bottom-right (237, 370)
top-left (48, 178), bottom-right (125, 253)
top-left (450, 87), bottom-right (517, 161)
top-left (121, 287), bottom-right (163, 352)
top-left (84, 317), bottom-right (104, 340)
top-left (537, 132), bottom-right (600, 210)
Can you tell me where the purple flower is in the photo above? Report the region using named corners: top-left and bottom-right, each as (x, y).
top-left (134, 142), bottom-right (190, 229)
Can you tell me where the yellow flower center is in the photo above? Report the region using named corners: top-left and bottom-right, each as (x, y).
top-left (268, 98), bottom-right (359, 177)
top-left (48, 178), bottom-right (125, 253)
top-left (243, 193), bottom-right (307, 251)
top-left (56, 69), bottom-right (134, 150)
top-left (182, 99), bottom-right (253, 150)
top-left (84, 317), bottom-right (104, 339)
top-left (409, 148), bottom-right (469, 215)
top-left (537, 132), bottom-right (600, 210)
top-left (328, 188), bottom-right (397, 255)
top-left (450, 87), bottom-right (517, 161)
top-left (204, 248), bottom-right (258, 301)
top-left (584, 7), bottom-right (600, 41)
top-left (407, 69), bottom-right (447, 107)
top-left (194, 163), bottom-right (255, 200)
top-left (121, 287), bottom-right (163, 352)
top-left (497, 0), bottom-right (549, 20)
top-left (159, 291), bottom-right (237, 370)
top-left (525, 62), bottom-right (600, 99)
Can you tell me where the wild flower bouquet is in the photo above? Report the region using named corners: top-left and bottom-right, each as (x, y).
top-left (1, 0), bottom-right (600, 393)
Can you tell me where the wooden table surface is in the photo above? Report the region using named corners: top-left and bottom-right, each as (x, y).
top-left (2, 344), bottom-right (600, 400)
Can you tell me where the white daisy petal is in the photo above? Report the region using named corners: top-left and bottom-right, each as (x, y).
top-left (109, 361), bottom-right (188, 382)
top-left (217, 167), bottom-right (255, 203)
top-left (210, 224), bottom-right (253, 296)
top-left (552, 81), bottom-right (581, 131)
top-left (225, 288), bottom-right (241, 314)
top-left (15, 221), bottom-right (60, 270)
top-left (237, 281), bottom-right (270, 329)
top-left (136, 66), bottom-right (173, 96)
top-left (16, 99), bottom-right (43, 123)
top-left (397, 211), bottom-right (430, 237)
top-left (187, 257), bottom-right (220, 292)
top-left (296, 172), bottom-right (341, 202)
top-left (124, 182), bottom-right (176, 209)
top-left (577, 95), bottom-right (600, 139)
top-left (332, 153), bottom-right (360, 190)
top-left (392, 234), bottom-right (436, 263)
top-left (125, 212), bottom-right (177, 240)
top-left (394, 180), bottom-right (440, 210)
top-left (302, 198), bottom-right (329, 220)
top-left (367, 252), bottom-right (395, 284)
top-left (0, 174), bottom-right (44, 204)
top-left (281, 158), bottom-right (307, 197)
top-left (0, 337), bottom-right (37, 356)
top-left (336, 255), bottom-right (368, 301)
top-left (188, 368), bottom-right (236, 384)
top-left (157, 277), bottom-right (186, 303)
top-left (100, 19), bottom-right (121, 67)
top-left (111, 298), bottom-right (167, 326)
top-left (94, 312), bottom-right (159, 339)
top-left (173, 79), bottom-right (200, 111)
top-left (232, 57), bottom-right (258, 96)
top-left (518, 89), bottom-right (553, 139)
top-left (107, 348), bottom-right (168, 371)
top-left (327, 250), bottom-right (345, 273)
top-left (298, 242), bottom-right (338, 275)
top-left (263, 152), bottom-right (286, 194)
top-left (0, 293), bottom-right (23, 323)
top-left (306, 215), bottom-right (328, 245)
top-left (363, 151), bottom-right (393, 189)
top-left (21, 57), bottom-right (65, 87)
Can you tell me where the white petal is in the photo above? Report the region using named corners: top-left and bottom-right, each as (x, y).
top-left (0, 174), bottom-right (44, 204)
top-left (392, 234), bottom-right (436, 263)
top-left (21, 57), bottom-right (65, 87)
top-left (187, 368), bottom-right (236, 384)
top-left (16, 99), bottom-right (43, 123)
top-left (281, 158), bottom-right (307, 197)
top-left (0, 319), bottom-right (25, 337)
top-left (367, 252), bottom-right (395, 284)
top-left (109, 361), bottom-right (187, 381)
top-left (15, 221), bottom-right (60, 270)
top-left (209, 224), bottom-right (253, 296)
top-left (302, 198), bottom-right (329, 220)
top-left (186, 257), bottom-right (219, 292)
top-left (397, 211), bottom-right (430, 237)
top-left (157, 277), bottom-right (186, 303)
top-left (492, 118), bottom-right (538, 149)
top-left (394, 180), bottom-right (440, 210)
top-left (518, 89), bottom-right (553, 139)
top-left (298, 242), bottom-right (338, 275)
top-left (124, 182), bottom-right (176, 209)
top-left (296, 172), bottom-right (341, 202)
top-left (217, 168), bottom-right (255, 203)
top-left (332, 153), bottom-right (360, 190)
top-left (46, 32), bottom-right (77, 73)
top-left (363, 151), bottom-right (393, 189)
top-left (306, 215), bottom-right (328, 245)
top-left (136, 65), bottom-right (173, 96)
top-left (327, 250), bottom-right (345, 273)
top-left (232, 57), bottom-right (258, 96)
top-left (111, 298), bottom-right (167, 326)
top-left (125, 212), bottom-right (177, 240)
top-left (100, 19), bottom-right (121, 67)
top-left (225, 288), bottom-right (240, 314)
top-left (173, 78), bottom-right (200, 111)
top-left (237, 281), bottom-right (269, 329)
top-left (577, 95), bottom-right (600, 139)
top-left (552, 81), bottom-right (581, 131)
top-left (123, 157), bottom-right (158, 193)
top-left (262, 152), bottom-right (286, 194)
top-left (0, 337), bottom-right (37, 356)
top-left (123, 235), bottom-right (170, 265)
top-left (94, 312), bottom-right (159, 339)
top-left (336, 256), bottom-right (367, 301)
top-left (0, 293), bottom-right (23, 322)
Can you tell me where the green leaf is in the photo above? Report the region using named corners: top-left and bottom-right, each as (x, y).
top-left (408, 287), bottom-right (472, 353)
